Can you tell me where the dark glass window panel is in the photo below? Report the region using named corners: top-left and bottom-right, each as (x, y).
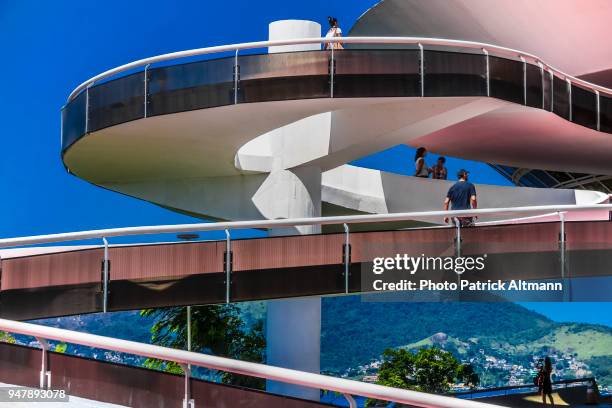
top-left (238, 51), bottom-right (330, 103)
top-left (546, 171), bottom-right (572, 184)
top-left (333, 49), bottom-right (420, 97)
top-left (499, 165), bottom-right (518, 178)
top-left (423, 51), bottom-right (486, 96)
top-left (490, 164), bottom-right (516, 180)
top-left (530, 170), bottom-right (558, 187)
top-left (581, 181), bottom-right (605, 191)
top-left (148, 57), bottom-right (234, 116)
top-left (518, 174), bottom-right (538, 188)
top-left (520, 172), bottom-right (549, 188)
top-left (599, 94), bottom-right (612, 133)
top-left (543, 71), bottom-right (552, 111)
top-left (526, 64), bottom-right (543, 108)
top-left (601, 179), bottom-right (612, 190)
top-left (553, 75), bottom-right (570, 119)
top-left (61, 91), bottom-right (87, 151)
top-left (489, 56), bottom-right (523, 105)
top-left (571, 85), bottom-right (597, 129)
top-left (570, 172), bottom-right (590, 180)
top-left (88, 72), bottom-right (145, 132)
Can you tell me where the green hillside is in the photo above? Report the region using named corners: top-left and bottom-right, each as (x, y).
top-left (531, 324), bottom-right (612, 359)
top-left (320, 296), bottom-right (612, 389)
top-left (35, 295), bottom-right (611, 390)
top-left (321, 296), bottom-right (554, 373)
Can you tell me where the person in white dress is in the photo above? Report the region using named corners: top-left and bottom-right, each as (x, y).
top-left (325, 16), bottom-right (344, 50)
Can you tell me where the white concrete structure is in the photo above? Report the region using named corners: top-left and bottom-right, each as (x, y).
top-left (322, 165), bottom-right (609, 217)
top-left (58, 8), bottom-right (612, 404)
top-left (350, 0), bottom-right (612, 79)
top-left (349, 0), bottom-right (612, 194)
top-left (268, 20), bottom-right (322, 54)
top-left (263, 20), bottom-right (323, 402)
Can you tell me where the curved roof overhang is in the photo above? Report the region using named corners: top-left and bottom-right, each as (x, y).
top-left (351, 0), bottom-right (612, 81)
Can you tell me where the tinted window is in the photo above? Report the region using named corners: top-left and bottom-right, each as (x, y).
top-left (553, 76), bottom-right (570, 119)
top-left (333, 49), bottom-right (420, 97)
top-left (148, 57), bottom-right (234, 116)
top-left (571, 85), bottom-right (597, 130)
top-left (489, 56), bottom-right (523, 105)
top-left (61, 91), bottom-right (87, 151)
top-left (526, 64), bottom-right (542, 108)
top-left (599, 94), bottom-right (612, 133)
top-left (88, 72), bottom-right (145, 132)
top-left (424, 51), bottom-right (486, 96)
top-left (238, 51), bottom-right (330, 103)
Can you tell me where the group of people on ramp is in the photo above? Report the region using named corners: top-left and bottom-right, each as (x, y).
top-left (415, 147), bottom-right (478, 227)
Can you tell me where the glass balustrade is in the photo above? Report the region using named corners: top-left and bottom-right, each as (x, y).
top-left (60, 45), bottom-right (612, 154)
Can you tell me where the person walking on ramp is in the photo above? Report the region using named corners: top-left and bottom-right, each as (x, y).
top-left (443, 169), bottom-right (477, 227)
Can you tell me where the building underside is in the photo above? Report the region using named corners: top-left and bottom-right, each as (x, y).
top-left (351, 0), bottom-right (612, 193)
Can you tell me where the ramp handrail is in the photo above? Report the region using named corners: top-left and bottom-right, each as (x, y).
top-left (0, 318), bottom-right (500, 408)
top-left (67, 36), bottom-right (612, 102)
top-left (1, 204), bottom-right (611, 249)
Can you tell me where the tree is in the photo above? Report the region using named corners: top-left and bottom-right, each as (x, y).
top-left (140, 304), bottom-right (265, 389)
top-left (368, 347), bottom-right (479, 406)
top-left (0, 331), bottom-right (15, 344)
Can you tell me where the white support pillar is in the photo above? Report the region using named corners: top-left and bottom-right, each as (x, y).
top-left (264, 165), bottom-right (322, 401)
top-left (266, 297), bottom-right (321, 400)
top-left (265, 20), bottom-right (323, 402)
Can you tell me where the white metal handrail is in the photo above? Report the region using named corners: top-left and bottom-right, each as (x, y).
top-left (0, 318), bottom-right (500, 408)
top-left (66, 36), bottom-right (612, 102)
top-left (1, 204), bottom-right (611, 249)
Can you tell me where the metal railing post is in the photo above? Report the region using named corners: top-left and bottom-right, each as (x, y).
top-left (102, 237), bottom-right (110, 313)
top-left (187, 305), bottom-right (192, 352)
top-left (144, 64), bottom-right (151, 118)
top-left (595, 89), bottom-right (601, 131)
top-left (549, 70), bottom-right (554, 112)
top-left (330, 46), bottom-right (335, 98)
top-left (186, 305), bottom-right (193, 377)
top-left (482, 48), bottom-right (490, 97)
top-left (36, 337), bottom-right (51, 389)
top-left (418, 43), bottom-right (424, 97)
top-left (84, 83), bottom-right (92, 134)
top-left (520, 56), bottom-right (527, 105)
top-left (344, 393), bottom-right (357, 408)
top-left (343, 223), bottom-right (351, 294)
top-left (180, 363), bottom-right (195, 408)
top-left (567, 78), bottom-right (573, 121)
top-left (454, 218), bottom-right (462, 258)
top-left (538, 62), bottom-right (545, 109)
top-left (224, 229), bottom-right (232, 303)
top-left (558, 212), bottom-right (568, 301)
top-left (234, 50), bottom-right (239, 104)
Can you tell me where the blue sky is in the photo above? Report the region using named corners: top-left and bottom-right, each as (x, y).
top-left (0, 0), bottom-right (609, 327)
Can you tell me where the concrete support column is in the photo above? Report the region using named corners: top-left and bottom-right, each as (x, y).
top-left (265, 21), bottom-right (323, 401)
top-left (266, 297), bottom-right (321, 400)
top-left (264, 165), bottom-right (322, 401)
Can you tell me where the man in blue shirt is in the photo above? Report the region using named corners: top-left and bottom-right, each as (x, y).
top-left (443, 169), bottom-right (477, 226)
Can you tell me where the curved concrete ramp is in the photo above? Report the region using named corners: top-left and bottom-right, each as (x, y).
top-left (61, 39), bottom-right (612, 224)
top-left (322, 165), bottom-right (608, 219)
top-left (2, 220), bottom-right (612, 320)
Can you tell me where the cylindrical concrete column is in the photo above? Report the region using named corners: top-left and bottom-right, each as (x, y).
top-left (268, 20), bottom-right (321, 54)
top-left (265, 165), bottom-right (322, 401)
top-left (265, 20), bottom-right (323, 402)
top-left (266, 297), bottom-right (321, 400)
